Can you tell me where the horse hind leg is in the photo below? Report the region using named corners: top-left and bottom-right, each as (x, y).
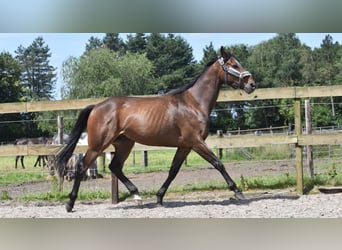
top-left (16, 156), bottom-right (25, 169)
top-left (42, 155), bottom-right (48, 168)
top-left (34, 156), bottom-right (41, 167)
top-left (192, 141), bottom-right (245, 200)
top-left (65, 150), bottom-right (99, 212)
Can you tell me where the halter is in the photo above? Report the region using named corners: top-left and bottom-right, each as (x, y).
top-left (218, 57), bottom-right (251, 89)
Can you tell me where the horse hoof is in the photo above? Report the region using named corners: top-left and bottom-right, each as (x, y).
top-left (65, 203), bottom-right (73, 212)
top-left (134, 195), bottom-right (143, 206)
top-left (135, 199), bottom-right (143, 206)
top-left (234, 191), bottom-right (245, 200)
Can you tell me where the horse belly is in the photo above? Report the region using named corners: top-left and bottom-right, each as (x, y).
top-left (137, 128), bottom-right (180, 147)
top-left (121, 112), bottom-right (180, 147)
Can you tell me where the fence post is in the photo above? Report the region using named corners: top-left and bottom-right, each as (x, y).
top-left (142, 150), bottom-right (148, 167)
top-left (111, 173), bottom-right (119, 204)
top-left (305, 99), bottom-right (314, 177)
top-left (217, 130), bottom-right (223, 159)
top-left (108, 152), bottom-right (119, 204)
top-left (132, 151), bottom-right (136, 165)
top-left (97, 153), bottom-right (106, 172)
top-left (57, 116), bottom-right (64, 192)
top-left (57, 116), bottom-right (63, 144)
top-left (294, 99), bottom-right (304, 194)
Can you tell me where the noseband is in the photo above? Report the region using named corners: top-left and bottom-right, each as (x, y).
top-left (218, 57), bottom-right (251, 89)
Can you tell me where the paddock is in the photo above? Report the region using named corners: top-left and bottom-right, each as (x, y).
top-left (1, 86), bottom-right (342, 208)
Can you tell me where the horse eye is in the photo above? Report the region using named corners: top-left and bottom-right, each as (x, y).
top-left (232, 64), bottom-right (239, 69)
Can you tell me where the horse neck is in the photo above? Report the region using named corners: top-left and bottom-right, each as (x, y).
top-left (186, 64), bottom-right (221, 116)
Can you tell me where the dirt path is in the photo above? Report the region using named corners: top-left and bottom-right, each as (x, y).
top-left (2, 159), bottom-right (342, 218)
top-left (0, 159), bottom-right (296, 199)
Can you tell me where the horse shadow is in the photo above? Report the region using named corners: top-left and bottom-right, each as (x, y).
top-left (113, 192), bottom-right (300, 210)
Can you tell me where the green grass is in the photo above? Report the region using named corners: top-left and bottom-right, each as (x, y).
top-left (3, 171), bottom-right (341, 202)
top-left (0, 172), bottom-right (47, 185)
top-left (1, 148), bottom-right (342, 201)
top-left (0, 156), bottom-right (49, 185)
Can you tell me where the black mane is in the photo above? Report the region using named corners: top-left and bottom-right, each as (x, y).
top-left (166, 57), bottom-right (218, 95)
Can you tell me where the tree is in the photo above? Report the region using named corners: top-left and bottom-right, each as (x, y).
top-left (15, 36), bottom-right (57, 101)
top-left (145, 33), bottom-right (196, 92)
top-left (244, 33), bottom-right (306, 128)
top-left (299, 44), bottom-right (316, 85)
top-left (311, 35), bottom-right (342, 126)
top-left (0, 52), bottom-right (26, 141)
top-left (200, 42), bottom-right (217, 65)
top-left (61, 47), bottom-right (155, 99)
top-left (314, 34), bottom-right (340, 86)
top-left (247, 33), bottom-right (303, 89)
top-left (0, 52), bottom-right (23, 102)
top-left (126, 33), bottom-right (147, 54)
top-left (103, 33), bottom-right (126, 55)
top-left (85, 36), bottom-right (104, 51)
top-left (12, 37), bottom-right (57, 138)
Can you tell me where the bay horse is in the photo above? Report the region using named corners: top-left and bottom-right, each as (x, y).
top-left (56, 46), bottom-right (256, 212)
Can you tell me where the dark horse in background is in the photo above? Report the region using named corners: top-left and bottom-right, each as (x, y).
top-left (14, 137), bottom-right (51, 169)
top-left (57, 47), bottom-right (256, 212)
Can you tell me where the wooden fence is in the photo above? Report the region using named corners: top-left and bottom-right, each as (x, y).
top-left (1, 85), bottom-right (342, 196)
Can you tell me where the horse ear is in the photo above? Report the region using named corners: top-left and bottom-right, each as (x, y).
top-left (220, 46), bottom-right (228, 58)
top-left (220, 46), bottom-right (232, 59)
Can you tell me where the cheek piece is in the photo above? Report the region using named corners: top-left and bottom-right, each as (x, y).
top-left (218, 57), bottom-right (251, 89)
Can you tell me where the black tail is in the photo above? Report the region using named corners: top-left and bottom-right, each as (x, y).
top-left (56, 105), bottom-right (95, 177)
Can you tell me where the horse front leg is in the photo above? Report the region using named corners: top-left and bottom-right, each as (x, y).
top-left (15, 156), bottom-right (19, 169)
top-left (156, 147), bottom-right (191, 206)
top-left (20, 156), bottom-right (25, 169)
top-left (193, 141), bottom-right (245, 200)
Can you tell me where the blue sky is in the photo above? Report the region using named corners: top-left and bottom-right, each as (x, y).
top-left (1, 33), bottom-right (342, 99)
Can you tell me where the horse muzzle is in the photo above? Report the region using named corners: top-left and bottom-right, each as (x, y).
top-left (244, 81), bottom-right (256, 94)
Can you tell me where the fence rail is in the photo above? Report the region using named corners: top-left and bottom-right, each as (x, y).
top-left (1, 85), bottom-right (342, 195)
top-left (1, 85), bottom-right (342, 114)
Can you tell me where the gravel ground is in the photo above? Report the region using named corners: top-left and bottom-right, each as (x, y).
top-left (1, 159), bottom-right (342, 218)
top-left (1, 190), bottom-right (342, 218)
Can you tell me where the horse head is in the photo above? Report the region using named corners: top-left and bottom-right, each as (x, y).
top-left (218, 46), bottom-right (256, 94)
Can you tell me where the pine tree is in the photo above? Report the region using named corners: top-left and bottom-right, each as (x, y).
top-left (103, 33), bottom-right (126, 55)
top-left (200, 42), bottom-right (217, 65)
top-left (85, 36), bottom-right (104, 51)
top-left (145, 33), bottom-right (196, 91)
top-left (126, 33), bottom-right (147, 53)
top-left (15, 36), bottom-right (57, 101)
